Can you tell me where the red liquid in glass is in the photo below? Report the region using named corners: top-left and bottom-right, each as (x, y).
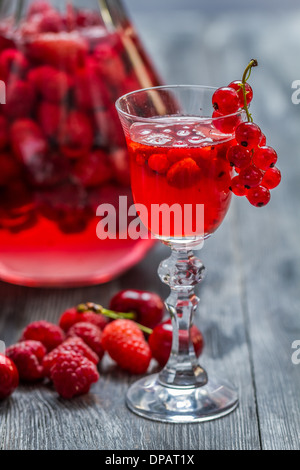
top-left (0, 4), bottom-right (160, 285)
top-left (127, 118), bottom-right (234, 239)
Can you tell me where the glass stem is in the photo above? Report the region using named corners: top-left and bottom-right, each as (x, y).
top-left (158, 247), bottom-right (208, 388)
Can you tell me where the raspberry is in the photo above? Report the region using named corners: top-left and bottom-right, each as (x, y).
top-left (20, 320), bottom-right (65, 352)
top-left (36, 181), bottom-right (89, 233)
top-left (0, 354), bottom-right (19, 399)
top-left (94, 42), bottom-right (127, 87)
top-left (29, 65), bottom-right (72, 103)
top-left (0, 49), bottom-right (28, 82)
top-left (6, 340), bottom-right (46, 381)
top-left (101, 319), bottom-right (152, 374)
top-left (27, 1), bottom-right (53, 17)
top-left (10, 119), bottom-right (48, 166)
top-left (67, 322), bottom-right (104, 359)
top-left (58, 110), bottom-right (93, 159)
top-left (0, 115), bottom-right (8, 150)
top-left (109, 148), bottom-right (130, 186)
top-left (0, 152), bottom-right (21, 186)
top-left (72, 150), bottom-right (113, 188)
top-left (37, 10), bottom-right (64, 33)
top-left (50, 350), bottom-right (99, 399)
top-left (6, 80), bottom-right (35, 119)
top-left (58, 306), bottom-right (109, 332)
top-left (166, 158), bottom-right (202, 189)
top-left (148, 153), bottom-right (170, 174)
top-left (37, 101), bottom-right (66, 140)
top-left (74, 58), bottom-right (111, 111)
top-left (27, 33), bottom-right (88, 72)
top-left (43, 336), bottom-right (99, 378)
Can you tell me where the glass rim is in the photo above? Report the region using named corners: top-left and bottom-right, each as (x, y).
top-left (115, 84), bottom-right (246, 123)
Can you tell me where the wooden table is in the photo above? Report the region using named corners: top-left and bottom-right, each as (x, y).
top-left (1, 2), bottom-right (299, 450)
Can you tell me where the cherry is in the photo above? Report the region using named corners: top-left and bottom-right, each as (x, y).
top-left (212, 87), bottom-right (240, 114)
top-left (148, 319), bottom-right (204, 367)
top-left (0, 354), bottom-right (19, 399)
top-left (109, 290), bottom-right (164, 329)
top-left (247, 185), bottom-right (271, 207)
top-left (226, 144), bottom-right (252, 169)
top-left (261, 167), bottom-right (281, 189)
top-left (252, 146), bottom-right (277, 170)
top-left (235, 121), bottom-right (262, 149)
top-left (229, 175), bottom-right (248, 196)
top-left (239, 165), bottom-right (263, 188)
top-left (228, 80), bottom-right (253, 107)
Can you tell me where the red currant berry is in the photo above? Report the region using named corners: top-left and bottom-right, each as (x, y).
top-left (212, 87), bottom-right (240, 114)
top-left (239, 165), bottom-right (263, 188)
top-left (229, 175), bottom-right (248, 196)
top-left (259, 133), bottom-right (266, 146)
top-left (261, 167), bottom-right (281, 189)
top-left (212, 110), bottom-right (242, 134)
top-left (235, 122), bottom-right (262, 149)
top-left (228, 80), bottom-right (253, 107)
top-left (252, 146), bottom-right (277, 170)
top-left (226, 144), bottom-right (252, 169)
top-left (247, 185), bottom-right (271, 207)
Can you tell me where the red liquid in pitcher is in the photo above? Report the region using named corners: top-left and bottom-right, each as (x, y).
top-left (0, 3), bottom-right (160, 285)
top-left (127, 118), bottom-right (234, 239)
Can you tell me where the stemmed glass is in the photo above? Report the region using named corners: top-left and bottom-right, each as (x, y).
top-left (116, 85), bottom-right (245, 423)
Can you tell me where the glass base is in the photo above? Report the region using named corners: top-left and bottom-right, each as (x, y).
top-left (126, 373), bottom-right (238, 423)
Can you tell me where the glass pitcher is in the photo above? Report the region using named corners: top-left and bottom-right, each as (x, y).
top-left (0, 0), bottom-right (161, 286)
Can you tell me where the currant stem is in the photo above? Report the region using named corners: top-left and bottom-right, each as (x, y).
top-left (241, 59), bottom-right (258, 122)
top-left (76, 302), bottom-right (153, 335)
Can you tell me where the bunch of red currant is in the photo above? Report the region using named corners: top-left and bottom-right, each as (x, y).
top-left (212, 59), bottom-right (281, 207)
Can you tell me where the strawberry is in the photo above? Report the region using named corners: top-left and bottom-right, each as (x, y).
top-left (101, 319), bottom-right (152, 374)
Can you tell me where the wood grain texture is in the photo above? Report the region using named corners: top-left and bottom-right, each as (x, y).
top-left (0, 3), bottom-right (299, 450)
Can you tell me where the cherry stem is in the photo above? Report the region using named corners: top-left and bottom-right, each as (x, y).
top-left (76, 302), bottom-right (153, 335)
top-left (241, 59), bottom-right (258, 122)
